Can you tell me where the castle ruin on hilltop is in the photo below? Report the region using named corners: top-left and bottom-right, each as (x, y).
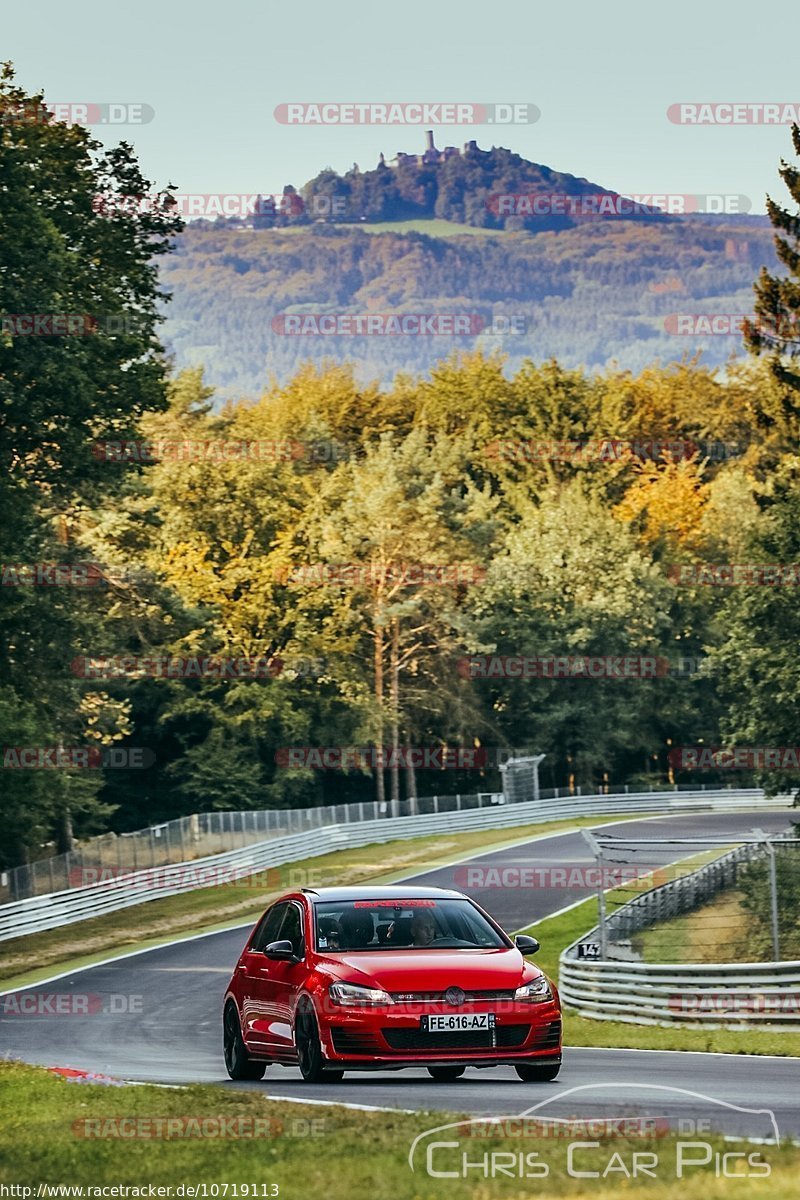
top-left (378, 130), bottom-right (480, 169)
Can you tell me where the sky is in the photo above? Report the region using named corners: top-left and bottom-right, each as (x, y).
top-left (4, 0), bottom-right (800, 214)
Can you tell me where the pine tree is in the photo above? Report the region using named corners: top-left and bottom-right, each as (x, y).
top-left (743, 123), bottom-right (800, 393)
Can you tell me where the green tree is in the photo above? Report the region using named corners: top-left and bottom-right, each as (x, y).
top-left (743, 123), bottom-right (800, 396)
top-left (464, 481), bottom-right (677, 789)
top-left (710, 466), bottom-right (800, 802)
top-left (738, 846), bottom-right (800, 959)
top-left (282, 428), bottom-right (493, 807)
top-left (0, 63), bottom-right (181, 864)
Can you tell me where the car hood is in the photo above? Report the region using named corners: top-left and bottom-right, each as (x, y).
top-left (320, 947), bottom-right (540, 990)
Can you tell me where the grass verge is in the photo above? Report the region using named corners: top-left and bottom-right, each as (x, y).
top-left (635, 890), bottom-right (748, 964)
top-left (0, 1061), bottom-right (797, 1198)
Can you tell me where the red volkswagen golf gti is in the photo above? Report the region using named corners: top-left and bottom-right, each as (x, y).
top-left (223, 885), bottom-right (561, 1083)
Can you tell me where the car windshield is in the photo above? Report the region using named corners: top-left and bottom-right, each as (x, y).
top-left (314, 898), bottom-right (509, 951)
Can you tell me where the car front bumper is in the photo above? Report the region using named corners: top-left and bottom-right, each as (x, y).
top-left (319, 1000), bottom-right (562, 1067)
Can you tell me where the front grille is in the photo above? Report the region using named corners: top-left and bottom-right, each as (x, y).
top-left (383, 1024), bottom-right (530, 1051)
top-left (389, 989), bottom-right (517, 1003)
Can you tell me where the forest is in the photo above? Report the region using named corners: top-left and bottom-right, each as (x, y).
top-left (5, 350), bottom-right (800, 866)
top-left (2, 64), bottom-right (799, 868)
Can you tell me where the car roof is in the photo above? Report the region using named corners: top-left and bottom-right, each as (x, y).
top-left (303, 885), bottom-right (465, 902)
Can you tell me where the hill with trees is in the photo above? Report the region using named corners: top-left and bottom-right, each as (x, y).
top-left (159, 217), bottom-right (777, 396)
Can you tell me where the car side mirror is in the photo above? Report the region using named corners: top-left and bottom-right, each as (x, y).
top-left (515, 934), bottom-right (540, 955)
top-left (264, 939), bottom-right (298, 961)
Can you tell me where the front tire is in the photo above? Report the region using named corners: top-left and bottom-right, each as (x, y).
top-left (295, 1003), bottom-right (344, 1083)
top-left (515, 1061), bottom-right (561, 1082)
top-left (224, 1002), bottom-right (266, 1081)
top-left (427, 1066), bottom-right (466, 1081)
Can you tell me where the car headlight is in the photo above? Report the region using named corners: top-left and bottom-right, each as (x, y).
top-left (514, 976), bottom-right (553, 1003)
top-left (329, 981), bottom-right (394, 1007)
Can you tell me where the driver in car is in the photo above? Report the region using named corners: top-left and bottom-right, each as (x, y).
top-left (410, 909), bottom-right (437, 946)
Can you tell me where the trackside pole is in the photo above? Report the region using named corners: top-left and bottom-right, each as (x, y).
top-left (753, 827), bottom-right (781, 961)
top-left (582, 828), bottom-right (608, 958)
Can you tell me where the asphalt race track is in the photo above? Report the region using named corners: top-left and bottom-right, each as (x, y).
top-left (2, 810), bottom-right (798, 1139)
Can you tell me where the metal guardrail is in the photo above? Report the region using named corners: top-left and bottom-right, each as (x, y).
top-left (558, 956), bottom-right (800, 1025)
top-left (0, 781), bottom-right (780, 903)
top-left (0, 788), bottom-right (786, 942)
top-left (560, 834), bottom-right (800, 1026)
top-left (2, 794), bottom-right (502, 903)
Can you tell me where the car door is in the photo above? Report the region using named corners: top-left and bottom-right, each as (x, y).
top-left (261, 900), bottom-right (308, 1061)
top-left (238, 902), bottom-right (289, 1053)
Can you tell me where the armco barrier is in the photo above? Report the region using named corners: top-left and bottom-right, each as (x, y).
top-left (0, 788), bottom-right (790, 942)
top-left (559, 832), bottom-right (800, 1026)
top-left (558, 957), bottom-right (800, 1025)
top-left (2, 781), bottom-right (765, 903)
